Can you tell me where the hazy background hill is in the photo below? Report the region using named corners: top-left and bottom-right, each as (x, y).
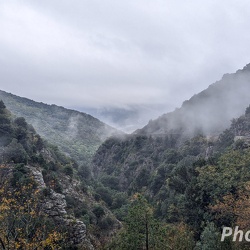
top-left (0, 90), bottom-right (122, 165)
top-left (79, 104), bottom-right (166, 133)
top-left (135, 63), bottom-right (250, 137)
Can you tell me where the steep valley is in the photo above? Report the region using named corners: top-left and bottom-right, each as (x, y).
top-left (0, 90), bottom-right (123, 166)
top-left (1, 63), bottom-right (250, 249)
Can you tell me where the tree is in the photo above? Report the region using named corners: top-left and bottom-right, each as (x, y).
top-left (2, 139), bottom-right (28, 164)
top-left (92, 205), bottom-right (105, 219)
top-left (210, 181), bottom-right (250, 230)
top-left (0, 174), bottom-right (64, 249)
top-left (195, 222), bottom-right (221, 250)
top-left (110, 194), bottom-right (170, 250)
top-left (246, 105), bottom-right (250, 116)
top-left (0, 101), bottom-right (13, 146)
top-left (165, 222), bottom-right (195, 250)
top-left (111, 194), bottom-right (154, 250)
top-left (109, 193), bottom-right (195, 249)
top-left (0, 100), bottom-right (6, 110)
top-left (209, 185), bottom-right (250, 250)
top-left (13, 117), bottom-right (28, 129)
top-left (63, 165), bottom-right (74, 177)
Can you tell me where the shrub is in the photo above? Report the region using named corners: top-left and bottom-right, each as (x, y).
top-left (100, 175), bottom-right (120, 190)
top-left (98, 217), bottom-right (114, 230)
top-left (63, 165), bottom-right (74, 177)
top-left (92, 205), bottom-right (105, 219)
top-left (95, 186), bottom-right (113, 206)
top-left (78, 165), bottom-right (91, 179)
top-left (3, 139), bottom-right (28, 164)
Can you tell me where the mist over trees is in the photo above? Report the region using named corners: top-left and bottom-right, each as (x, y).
top-left (93, 103), bottom-right (250, 249)
top-left (136, 64), bottom-right (250, 138)
top-left (2, 64), bottom-right (250, 249)
top-left (0, 90), bottom-right (123, 166)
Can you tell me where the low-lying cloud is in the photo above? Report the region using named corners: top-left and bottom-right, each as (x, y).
top-left (1, 0), bottom-right (250, 130)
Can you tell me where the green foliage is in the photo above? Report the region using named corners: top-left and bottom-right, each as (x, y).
top-left (95, 186), bottom-right (113, 206)
top-left (113, 204), bottom-right (129, 221)
top-left (0, 101), bottom-right (120, 247)
top-left (195, 222), bottom-right (221, 250)
top-left (215, 129), bottom-right (234, 152)
top-left (135, 168), bottom-right (150, 188)
top-left (3, 91), bottom-right (250, 248)
top-left (246, 105), bottom-right (250, 116)
top-left (11, 164), bottom-right (33, 187)
top-left (92, 205), bottom-right (105, 218)
top-left (0, 103), bottom-right (13, 146)
top-left (110, 194), bottom-right (195, 250)
top-left (82, 214), bottom-right (91, 226)
top-left (94, 106), bottom-right (250, 248)
top-left (14, 117), bottom-right (28, 129)
top-left (78, 164), bottom-right (91, 180)
top-left (98, 216), bottom-right (115, 230)
top-left (197, 148), bottom-right (250, 201)
top-left (111, 192), bottom-right (128, 209)
top-left (3, 139), bottom-right (28, 164)
top-left (100, 175), bottom-right (120, 190)
top-left (111, 194), bottom-right (155, 249)
top-left (65, 195), bottom-right (88, 218)
top-left (63, 165), bottom-right (74, 177)
top-left (0, 91), bottom-right (121, 166)
top-left (0, 100), bottom-right (6, 109)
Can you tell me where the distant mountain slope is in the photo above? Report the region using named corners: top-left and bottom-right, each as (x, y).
top-left (135, 63), bottom-right (250, 137)
top-left (0, 90), bottom-right (122, 165)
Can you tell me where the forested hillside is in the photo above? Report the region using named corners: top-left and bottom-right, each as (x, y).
top-left (2, 63), bottom-right (250, 249)
top-left (0, 101), bottom-right (120, 249)
top-left (93, 105), bottom-right (250, 249)
top-left (0, 90), bottom-right (122, 166)
top-left (136, 63), bottom-right (250, 137)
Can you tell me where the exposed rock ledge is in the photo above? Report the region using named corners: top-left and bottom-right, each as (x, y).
top-left (28, 165), bottom-right (95, 249)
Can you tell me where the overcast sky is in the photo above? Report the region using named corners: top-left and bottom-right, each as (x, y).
top-left (1, 0), bottom-right (250, 130)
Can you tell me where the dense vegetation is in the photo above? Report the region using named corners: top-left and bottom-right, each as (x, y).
top-left (2, 97), bottom-right (250, 249)
top-left (93, 105), bottom-right (250, 249)
top-left (0, 100), bottom-right (119, 249)
top-left (2, 62), bottom-right (250, 249)
top-left (0, 90), bottom-right (121, 166)
top-left (0, 167), bottom-right (65, 249)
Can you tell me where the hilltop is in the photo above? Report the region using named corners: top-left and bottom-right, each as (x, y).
top-left (0, 90), bottom-right (123, 165)
top-left (135, 63), bottom-right (250, 137)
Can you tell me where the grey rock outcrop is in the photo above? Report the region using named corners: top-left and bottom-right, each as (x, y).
top-left (43, 191), bottom-right (67, 217)
top-left (28, 165), bottom-right (95, 249)
top-left (27, 166), bottom-right (46, 188)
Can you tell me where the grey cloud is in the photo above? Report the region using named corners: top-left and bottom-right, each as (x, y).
top-left (1, 0), bottom-right (250, 131)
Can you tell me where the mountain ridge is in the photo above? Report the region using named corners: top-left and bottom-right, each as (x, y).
top-left (0, 89), bottom-right (123, 165)
top-left (135, 63), bottom-right (250, 137)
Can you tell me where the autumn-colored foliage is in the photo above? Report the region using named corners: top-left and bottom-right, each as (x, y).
top-left (210, 182), bottom-right (250, 230)
top-left (0, 165), bottom-right (63, 250)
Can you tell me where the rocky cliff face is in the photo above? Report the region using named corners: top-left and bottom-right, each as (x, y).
top-left (4, 164), bottom-right (95, 249)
